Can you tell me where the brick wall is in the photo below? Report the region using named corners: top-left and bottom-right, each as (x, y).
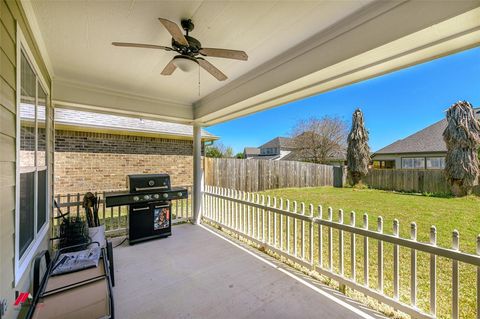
top-left (54, 152), bottom-right (193, 194)
top-left (21, 129), bottom-right (200, 195)
top-left (55, 130), bottom-right (195, 155)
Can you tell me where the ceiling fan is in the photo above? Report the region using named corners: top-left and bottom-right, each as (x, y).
top-left (112, 18), bottom-right (248, 81)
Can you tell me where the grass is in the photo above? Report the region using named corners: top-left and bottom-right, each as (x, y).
top-left (258, 186), bottom-right (480, 319)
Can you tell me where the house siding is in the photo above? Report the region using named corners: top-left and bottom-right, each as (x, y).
top-left (0, 1), bottom-right (53, 318)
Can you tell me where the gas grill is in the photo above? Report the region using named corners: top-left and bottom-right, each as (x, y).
top-left (105, 174), bottom-right (188, 244)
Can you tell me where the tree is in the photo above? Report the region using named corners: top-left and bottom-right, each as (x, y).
top-left (205, 142), bottom-right (235, 158)
top-left (235, 152), bottom-right (245, 159)
top-left (224, 146), bottom-right (234, 158)
top-left (347, 109), bottom-right (370, 186)
top-left (290, 116), bottom-right (348, 164)
top-left (205, 145), bottom-right (223, 158)
top-left (443, 101), bottom-right (480, 196)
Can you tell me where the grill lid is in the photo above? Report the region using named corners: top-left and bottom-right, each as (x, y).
top-left (128, 174), bottom-right (171, 193)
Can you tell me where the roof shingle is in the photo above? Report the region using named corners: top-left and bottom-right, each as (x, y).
top-left (20, 105), bottom-right (216, 140)
top-left (375, 108), bottom-right (479, 155)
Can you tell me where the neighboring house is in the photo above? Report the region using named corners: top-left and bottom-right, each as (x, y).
top-left (258, 137), bottom-right (295, 160)
top-left (20, 107), bottom-right (217, 194)
top-left (244, 136), bottom-right (346, 165)
top-left (372, 108), bottom-right (480, 169)
top-left (243, 147), bottom-right (261, 158)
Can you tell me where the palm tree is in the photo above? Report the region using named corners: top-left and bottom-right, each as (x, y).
top-left (443, 101), bottom-right (480, 196)
top-left (347, 109), bottom-right (370, 186)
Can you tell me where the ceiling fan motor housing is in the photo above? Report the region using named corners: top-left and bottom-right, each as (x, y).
top-left (172, 35), bottom-right (202, 55)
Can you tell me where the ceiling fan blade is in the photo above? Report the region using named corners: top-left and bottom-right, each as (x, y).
top-left (197, 58), bottom-right (227, 81)
top-left (112, 42), bottom-right (172, 51)
top-left (158, 18), bottom-right (189, 46)
top-left (199, 48), bottom-right (248, 61)
top-left (160, 59), bottom-right (177, 76)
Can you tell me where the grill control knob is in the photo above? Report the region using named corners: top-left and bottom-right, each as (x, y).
top-left (162, 193), bottom-right (169, 199)
top-left (177, 192), bottom-right (183, 197)
top-left (144, 195), bottom-right (150, 200)
top-left (153, 194), bottom-right (160, 199)
top-left (133, 196), bottom-right (140, 201)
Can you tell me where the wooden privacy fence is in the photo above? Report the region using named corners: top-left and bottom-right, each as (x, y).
top-left (203, 186), bottom-right (480, 319)
top-left (364, 169), bottom-right (451, 195)
top-left (205, 158), bottom-right (334, 192)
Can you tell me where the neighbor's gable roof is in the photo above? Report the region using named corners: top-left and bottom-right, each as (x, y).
top-left (375, 119), bottom-right (448, 154)
top-left (244, 147), bottom-right (260, 155)
top-left (20, 106), bottom-right (217, 141)
top-left (374, 108), bottom-right (480, 155)
top-left (259, 137), bottom-right (293, 149)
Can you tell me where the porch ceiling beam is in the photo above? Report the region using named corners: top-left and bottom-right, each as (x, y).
top-left (52, 78), bottom-right (194, 124)
top-left (193, 1), bottom-right (480, 126)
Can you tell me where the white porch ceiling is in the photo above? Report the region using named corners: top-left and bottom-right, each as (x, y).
top-left (27, 0), bottom-right (480, 125)
top-left (30, 1), bottom-right (371, 102)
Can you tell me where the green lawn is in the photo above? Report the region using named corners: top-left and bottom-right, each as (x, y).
top-left (260, 187), bottom-right (480, 319)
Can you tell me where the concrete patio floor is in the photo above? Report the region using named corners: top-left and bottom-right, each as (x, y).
top-left (111, 223), bottom-right (386, 319)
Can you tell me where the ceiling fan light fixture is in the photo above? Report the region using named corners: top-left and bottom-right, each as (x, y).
top-left (172, 55), bottom-right (198, 72)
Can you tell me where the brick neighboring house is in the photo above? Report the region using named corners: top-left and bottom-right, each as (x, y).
top-left (20, 107), bottom-right (217, 194)
top-left (372, 108), bottom-right (480, 169)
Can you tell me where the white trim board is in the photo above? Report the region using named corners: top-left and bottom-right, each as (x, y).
top-left (15, 23), bottom-right (51, 286)
top-left (20, 0), bottom-right (54, 78)
top-left (53, 78), bottom-right (194, 124)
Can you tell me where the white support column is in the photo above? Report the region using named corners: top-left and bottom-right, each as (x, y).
top-left (192, 124), bottom-right (203, 225)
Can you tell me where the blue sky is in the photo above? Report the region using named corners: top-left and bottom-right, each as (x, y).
top-left (207, 47), bottom-right (480, 154)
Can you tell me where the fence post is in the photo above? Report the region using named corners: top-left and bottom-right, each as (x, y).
top-left (393, 219), bottom-right (400, 300)
top-left (339, 209), bottom-right (345, 294)
top-left (301, 203), bottom-right (306, 260)
top-left (452, 230), bottom-right (460, 319)
top-left (318, 205), bottom-right (323, 268)
top-left (378, 216), bottom-right (384, 293)
top-left (430, 226), bottom-right (437, 316)
top-left (411, 222), bottom-right (417, 307)
top-left (363, 213), bottom-right (369, 288)
top-left (350, 211), bottom-right (356, 282)
top-left (328, 207), bottom-right (333, 271)
top-left (309, 204), bottom-right (314, 266)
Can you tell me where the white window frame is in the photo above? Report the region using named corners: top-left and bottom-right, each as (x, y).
top-left (15, 25), bottom-right (51, 286)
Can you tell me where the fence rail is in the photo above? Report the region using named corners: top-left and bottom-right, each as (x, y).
top-left (205, 157), bottom-right (334, 192)
top-left (202, 185), bottom-right (480, 319)
top-left (53, 185), bottom-right (193, 237)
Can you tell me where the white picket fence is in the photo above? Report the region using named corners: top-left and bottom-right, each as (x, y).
top-left (202, 185), bottom-right (480, 319)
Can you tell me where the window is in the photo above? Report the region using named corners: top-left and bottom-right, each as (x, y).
top-left (426, 157), bottom-right (445, 169)
top-left (373, 160), bottom-right (395, 169)
top-left (15, 27), bottom-right (50, 285)
top-left (401, 157), bottom-right (425, 169)
top-left (18, 51), bottom-right (49, 254)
